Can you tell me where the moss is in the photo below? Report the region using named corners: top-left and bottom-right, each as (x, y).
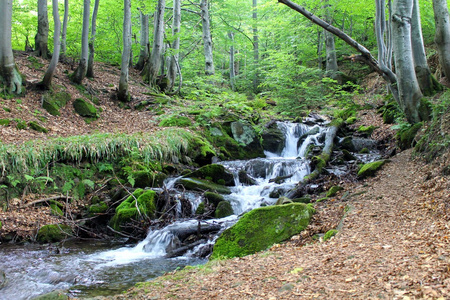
top-left (215, 201), bottom-right (234, 218)
top-left (14, 119), bottom-right (26, 130)
top-left (132, 170), bottom-right (167, 188)
top-left (179, 178), bottom-right (231, 194)
top-left (33, 290), bottom-right (68, 300)
top-left (185, 164), bottom-right (234, 186)
top-left (357, 125), bottom-right (376, 136)
top-left (316, 197), bottom-right (328, 202)
top-left (359, 147), bottom-right (369, 154)
top-left (311, 155), bottom-right (327, 171)
top-left (330, 118), bottom-right (344, 128)
top-left (0, 221), bottom-right (2, 230)
top-left (326, 186), bottom-right (343, 197)
top-left (418, 98), bottom-right (432, 121)
top-left (204, 192), bottom-right (225, 206)
top-left (292, 197), bottom-right (311, 204)
top-left (357, 160), bottom-right (386, 178)
top-left (89, 201), bottom-right (108, 214)
top-left (190, 137), bottom-right (216, 165)
top-left (397, 122), bottom-right (423, 150)
top-left (42, 92), bottom-right (71, 116)
top-left (211, 203), bottom-right (315, 259)
top-left (0, 119), bottom-right (10, 126)
top-left (28, 121), bottom-right (48, 133)
top-left (346, 117), bottom-right (357, 125)
top-left (73, 98), bottom-right (99, 118)
top-left (195, 202), bottom-right (206, 215)
top-left (37, 224), bottom-right (72, 243)
top-left (50, 204), bottom-right (64, 216)
top-left (159, 115), bottom-right (192, 127)
top-left (323, 229), bottom-right (338, 241)
top-left (110, 189), bottom-right (156, 231)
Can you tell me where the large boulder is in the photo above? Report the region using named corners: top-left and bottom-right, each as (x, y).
top-left (73, 98), bottom-right (99, 119)
top-left (214, 201), bottom-right (234, 218)
top-left (231, 121), bottom-right (256, 146)
top-left (261, 123), bottom-right (286, 155)
top-left (37, 224), bottom-right (72, 243)
top-left (178, 178), bottom-right (231, 194)
top-left (185, 164), bottom-right (235, 186)
top-left (211, 203), bottom-right (315, 259)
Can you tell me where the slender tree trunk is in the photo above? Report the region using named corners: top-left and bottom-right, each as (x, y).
top-left (0, 0), bottom-right (22, 94)
top-left (60, 0), bottom-right (69, 60)
top-left (42, 0), bottom-right (61, 89)
top-left (229, 32), bottom-right (235, 91)
top-left (411, 0), bottom-right (441, 95)
top-left (71, 0), bottom-right (90, 84)
top-left (323, 0), bottom-right (338, 80)
top-left (119, 0), bottom-right (132, 101)
top-left (147, 0), bottom-right (166, 87)
top-left (35, 0), bottom-right (49, 59)
top-left (391, 0), bottom-right (422, 123)
top-left (87, 0), bottom-right (100, 78)
top-left (317, 30), bottom-right (324, 69)
top-left (252, 0), bottom-right (259, 90)
top-left (168, 0), bottom-right (181, 91)
top-left (200, 0), bottom-right (215, 75)
top-left (135, 10), bottom-right (149, 71)
top-left (432, 0), bottom-right (450, 79)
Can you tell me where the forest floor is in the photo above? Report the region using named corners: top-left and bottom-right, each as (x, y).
top-left (1, 53), bottom-right (449, 299)
top-left (111, 149), bottom-right (450, 300)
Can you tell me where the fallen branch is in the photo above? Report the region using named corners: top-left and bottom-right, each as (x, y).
top-left (21, 195), bottom-right (73, 208)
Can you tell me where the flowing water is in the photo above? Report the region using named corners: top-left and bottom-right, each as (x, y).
top-left (0, 122), bottom-right (332, 299)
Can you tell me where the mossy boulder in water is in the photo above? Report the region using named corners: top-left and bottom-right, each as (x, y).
top-left (110, 189), bottom-right (156, 231)
top-left (214, 201), bottom-right (234, 218)
top-left (261, 123), bottom-right (285, 154)
top-left (37, 224), bottom-right (72, 243)
top-left (185, 164), bottom-right (234, 186)
top-left (132, 170), bottom-right (168, 188)
top-left (179, 178), bottom-right (231, 194)
top-left (204, 192), bottom-right (225, 206)
top-left (357, 160), bottom-right (386, 178)
top-left (211, 203), bottom-right (315, 259)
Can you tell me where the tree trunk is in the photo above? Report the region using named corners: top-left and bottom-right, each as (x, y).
top-left (71, 0), bottom-right (90, 84)
top-left (60, 0), bottom-right (69, 60)
top-left (146, 0), bottom-right (166, 87)
top-left (42, 0), bottom-right (61, 89)
top-left (35, 0), bottom-right (49, 59)
top-left (252, 0), bottom-right (259, 90)
top-left (118, 0), bottom-right (132, 102)
top-left (229, 32), bottom-right (236, 91)
top-left (168, 0), bottom-right (181, 91)
top-left (391, 0), bottom-right (422, 124)
top-left (135, 10), bottom-right (149, 71)
top-left (432, 0), bottom-right (450, 79)
top-left (200, 0), bottom-right (215, 75)
top-left (317, 30), bottom-right (324, 69)
top-left (324, 0), bottom-right (339, 80)
top-left (87, 0), bottom-right (100, 78)
top-left (0, 0), bottom-right (22, 94)
top-left (411, 0), bottom-right (441, 95)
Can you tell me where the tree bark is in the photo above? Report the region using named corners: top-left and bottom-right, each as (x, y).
top-left (252, 0), bottom-right (259, 90)
top-left (60, 0), bottom-right (69, 60)
top-left (432, 0), bottom-right (450, 79)
top-left (229, 32), bottom-right (236, 91)
top-left (135, 10), bottom-right (149, 71)
top-left (71, 0), bottom-right (90, 84)
top-left (35, 0), bottom-right (49, 59)
top-left (0, 0), bottom-right (22, 94)
top-left (411, 0), bottom-right (441, 95)
top-left (200, 0), bottom-right (215, 75)
top-left (168, 0), bottom-right (181, 91)
top-left (147, 0), bottom-right (166, 87)
top-left (323, 0), bottom-right (339, 80)
top-left (391, 0), bottom-right (422, 124)
top-left (118, 0), bottom-right (132, 102)
top-left (42, 0), bottom-right (62, 89)
top-left (87, 0), bottom-right (100, 78)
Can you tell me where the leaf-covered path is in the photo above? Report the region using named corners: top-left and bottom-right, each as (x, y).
top-left (112, 149), bottom-right (450, 299)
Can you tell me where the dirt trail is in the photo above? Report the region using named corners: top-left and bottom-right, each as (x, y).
top-left (113, 150), bottom-right (450, 299)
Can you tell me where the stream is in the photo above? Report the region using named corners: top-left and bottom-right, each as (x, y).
top-left (0, 121), bottom-right (378, 299)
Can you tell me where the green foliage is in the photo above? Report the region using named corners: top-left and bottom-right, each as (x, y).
top-left (323, 229), bottom-right (338, 241)
top-left (158, 115), bottom-right (192, 127)
top-left (27, 121), bottom-right (48, 133)
top-left (0, 119), bottom-right (10, 126)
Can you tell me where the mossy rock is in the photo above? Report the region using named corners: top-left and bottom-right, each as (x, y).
top-left (50, 204), bottom-right (64, 216)
top-left (195, 202), bottom-right (206, 215)
top-left (261, 123), bottom-right (286, 154)
top-left (132, 170), bottom-right (168, 188)
top-left (110, 189), bottom-right (156, 231)
top-left (215, 201), bottom-right (234, 218)
top-left (33, 290), bottom-right (68, 300)
top-left (0, 119), bottom-right (10, 126)
top-left (346, 117), bottom-right (357, 125)
top-left (89, 201), bottom-right (108, 214)
top-left (159, 115), bottom-right (192, 127)
top-left (323, 229), bottom-right (338, 241)
top-left (37, 224), bottom-right (72, 243)
top-left (397, 122), bottom-right (423, 150)
top-left (357, 160), bottom-right (386, 178)
top-left (42, 92), bottom-right (71, 116)
top-left (15, 119), bottom-right (27, 130)
top-left (179, 178), bottom-right (231, 194)
top-left (292, 197), bottom-right (311, 204)
top-left (185, 164), bottom-right (234, 186)
top-left (326, 186), bottom-right (343, 197)
top-left (28, 121), bottom-right (48, 133)
top-left (357, 125), bottom-right (376, 137)
top-left (359, 147), bottom-right (369, 154)
top-left (73, 98), bottom-right (99, 119)
top-left (190, 137), bottom-right (216, 166)
top-left (342, 149), bottom-right (356, 161)
top-left (211, 203), bottom-right (315, 259)
top-left (275, 196), bottom-right (293, 205)
top-left (382, 109), bottom-right (396, 124)
top-left (204, 192), bottom-right (225, 206)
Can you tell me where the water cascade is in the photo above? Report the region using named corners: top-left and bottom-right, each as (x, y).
top-left (0, 121), bottom-right (329, 299)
